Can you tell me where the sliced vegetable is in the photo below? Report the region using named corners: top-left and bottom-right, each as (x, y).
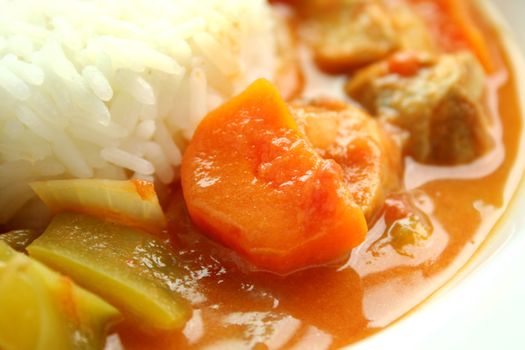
top-left (27, 212), bottom-right (190, 331)
top-left (0, 241), bottom-right (14, 261)
top-left (439, 0), bottom-right (494, 72)
top-left (383, 195), bottom-right (433, 257)
top-left (291, 100), bottom-right (401, 222)
top-left (181, 79), bottom-right (367, 274)
top-left (0, 241), bottom-right (120, 350)
top-left (30, 179), bottom-right (166, 234)
top-left (0, 229), bottom-right (40, 252)
top-left (409, 0), bottom-right (494, 72)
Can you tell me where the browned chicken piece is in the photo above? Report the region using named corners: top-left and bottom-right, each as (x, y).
top-left (297, 0), bottom-right (434, 73)
top-left (290, 100), bottom-right (401, 222)
top-left (346, 51), bottom-right (492, 164)
top-left (298, 0), bottom-right (398, 72)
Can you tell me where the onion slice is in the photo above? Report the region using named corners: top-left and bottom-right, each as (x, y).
top-left (30, 179), bottom-right (166, 235)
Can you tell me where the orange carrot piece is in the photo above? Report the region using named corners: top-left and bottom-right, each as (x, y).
top-left (388, 51), bottom-right (430, 77)
top-left (439, 0), bottom-right (494, 72)
top-left (181, 79), bottom-right (367, 274)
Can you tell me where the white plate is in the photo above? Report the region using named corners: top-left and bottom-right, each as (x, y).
top-left (349, 1), bottom-right (525, 349)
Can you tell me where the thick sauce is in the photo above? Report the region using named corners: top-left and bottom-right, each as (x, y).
top-left (118, 2), bottom-right (523, 349)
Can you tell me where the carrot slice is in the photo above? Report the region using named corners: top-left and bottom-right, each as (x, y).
top-left (410, 0), bottom-right (494, 72)
top-left (440, 0), bottom-right (494, 72)
top-left (181, 79), bottom-right (367, 274)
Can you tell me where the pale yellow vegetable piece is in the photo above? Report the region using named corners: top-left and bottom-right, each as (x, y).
top-left (28, 212), bottom-right (190, 331)
top-left (0, 229), bottom-right (40, 252)
top-left (30, 179), bottom-right (166, 234)
top-left (0, 241), bottom-right (120, 350)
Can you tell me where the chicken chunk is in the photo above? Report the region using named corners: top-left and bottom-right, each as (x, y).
top-left (297, 0), bottom-right (434, 72)
top-left (290, 100), bottom-right (401, 222)
top-left (298, 0), bottom-right (397, 72)
top-left (346, 51), bottom-right (492, 164)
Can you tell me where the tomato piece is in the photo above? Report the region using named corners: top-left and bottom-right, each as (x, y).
top-left (387, 51), bottom-right (432, 77)
top-left (181, 79), bottom-right (367, 274)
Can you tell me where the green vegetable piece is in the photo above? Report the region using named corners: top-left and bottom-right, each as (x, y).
top-left (30, 179), bottom-right (166, 235)
top-left (388, 215), bottom-right (432, 257)
top-left (0, 241), bottom-right (120, 350)
top-left (27, 212), bottom-right (190, 331)
top-left (0, 229), bottom-right (40, 252)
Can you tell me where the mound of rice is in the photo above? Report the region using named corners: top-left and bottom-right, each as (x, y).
top-left (0, 0), bottom-right (278, 223)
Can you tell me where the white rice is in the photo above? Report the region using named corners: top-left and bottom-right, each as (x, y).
top-left (0, 0), bottom-right (278, 223)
